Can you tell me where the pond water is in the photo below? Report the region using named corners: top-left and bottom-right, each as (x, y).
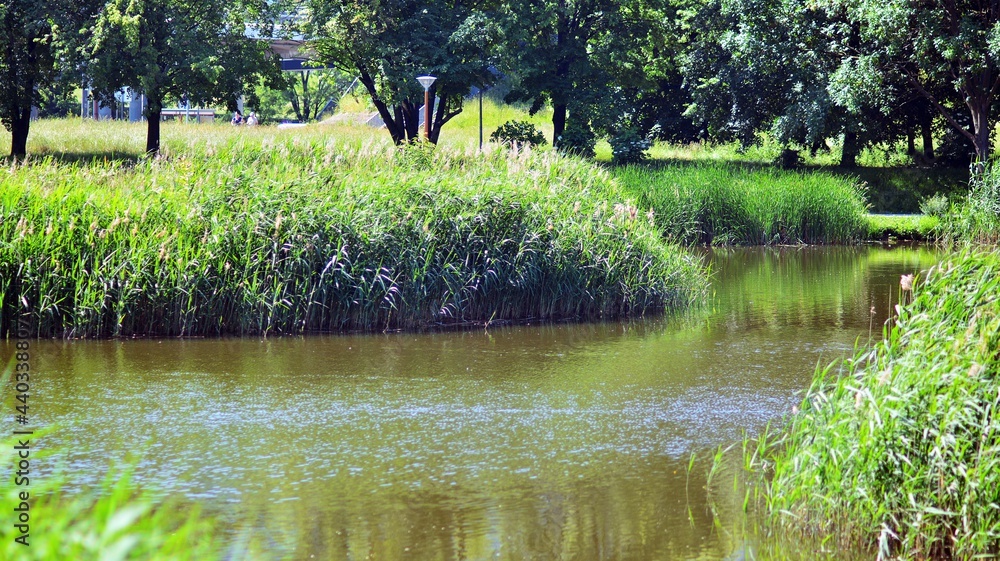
top-left (19, 246), bottom-right (939, 560)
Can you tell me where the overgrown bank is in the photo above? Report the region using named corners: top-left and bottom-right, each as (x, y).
top-left (615, 164), bottom-right (870, 245)
top-left (0, 139), bottom-right (705, 338)
top-left (744, 248), bottom-right (1000, 558)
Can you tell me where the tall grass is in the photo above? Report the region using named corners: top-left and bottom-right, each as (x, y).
top-left (615, 163), bottom-right (870, 245)
top-left (741, 248), bottom-right (1000, 559)
top-left (0, 131), bottom-right (705, 338)
top-left (0, 461), bottom-right (221, 560)
top-left (942, 163), bottom-right (1000, 244)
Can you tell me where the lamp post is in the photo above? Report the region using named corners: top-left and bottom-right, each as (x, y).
top-left (416, 75), bottom-right (436, 141)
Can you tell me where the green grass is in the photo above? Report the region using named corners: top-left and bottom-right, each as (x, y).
top-left (0, 122), bottom-right (705, 338)
top-left (866, 214), bottom-right (940, 241)
top-left (941, 162), bottom-right (1000, 245)
top-left (0, 461), bottom-right (220, 560)
top-left (740, 248), bottom-right (1000, 559)
top-left (614, 163), bottom-right (870, 245)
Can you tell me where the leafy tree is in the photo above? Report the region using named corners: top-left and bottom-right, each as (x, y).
top-left (306, 0), bottom-right (500, 144)
top-left (87, 0), bottom-right (284, 155)
top-left (499, 0), bottom-right (618, 146)
top-left (285, 68), bottom-right (352, 122)
top-left (0, 0), bottom-right (98, 158)
top-left (827, 0), bottom-right (1000, 164)
top-left (682, 0), bottom-right (915, 166)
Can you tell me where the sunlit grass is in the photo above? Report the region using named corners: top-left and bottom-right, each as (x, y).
top-left (0, 126), bottom-right (706, 338)
top-left (614, 163), bottom-right (870, 245)
top-left (738, 248), bottom-right (1000, 558)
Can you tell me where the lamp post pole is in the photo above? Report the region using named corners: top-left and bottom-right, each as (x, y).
top-left (416, 75), bottom-right (437, 141)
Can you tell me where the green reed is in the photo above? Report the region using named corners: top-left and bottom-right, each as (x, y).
top-left (0, 460), bottom-right (221, 561)
top-left (740, 248), bottom-right (1000, 559)
top-left (614, 163), bottom-right (869, 245)
top-left (0, 134), bottom-right (705, 338)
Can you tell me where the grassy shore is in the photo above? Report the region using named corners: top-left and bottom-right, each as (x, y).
top-left (0, 121), bottom-right (705, 337)
top-left (615, 163), bottom-right (870, 245)
top-left (742, 248), bottom-right (1000, 558)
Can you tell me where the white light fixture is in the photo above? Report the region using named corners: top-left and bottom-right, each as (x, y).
top-left (416, 75), bottom-right (437, 91)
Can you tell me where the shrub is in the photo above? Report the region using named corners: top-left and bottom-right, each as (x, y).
top-left (556, 123), bottom-right (596, 158)
top-left (940, 162), bottom-right (1000, 243)
top-left (489, 120), bottom-right (547, 148)
top-left (0, 139), bottom-right (706, 337)
top-left (609, 128), bottom-right (652, 165)
top-left (918, 193), bottom-right (949, 217)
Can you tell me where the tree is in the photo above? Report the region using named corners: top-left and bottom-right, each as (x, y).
top-left (681, 0), bottom-right (914, 166)
top-left (499, 0), bottom-right (617, 146)
top-left (306, 0), bottom-right (500, 144)
top-left (827, 0), bottom-right (1000, 164)
top-left (0, 0), bottom-right (97, 158)
top-left (285, 68), bottom-right (352, 122)
top-left (87, 0), bottom-right (284, 155)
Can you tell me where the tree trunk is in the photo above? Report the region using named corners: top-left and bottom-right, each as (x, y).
top-left (972, 103), bottom-right (991, 164)
top-left (10, 105), bottom-right (31, 159)
top-left (552, 104), bottom-right (567, 145)
top-left (906, 128), bottom-right (915, 155)
top-left (146, 106), bottom-right (162, 155)
top-left (357, 69), bottom-right (405, 144)
top-left (840, 131), bottom-right (859, 167)
top-left (401, 101), bottom-right (419, 142)
top-left (921, 118), bottom-right (934, 159)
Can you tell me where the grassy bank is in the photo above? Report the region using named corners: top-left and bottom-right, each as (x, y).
top-left (743, 248), bottom-right (1000, 558)
top-left (0, 125), bottom-right (705, 338)
top-left (615, 163), bottom-right (870, 245)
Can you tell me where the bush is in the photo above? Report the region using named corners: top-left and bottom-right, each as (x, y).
top-left (918, 193), bottom-right (950, 217)
top-left (489, 120), bottom-right (547, 148)
top-left (556, 123), bottom-right (596, 158)
top-left (609, 128), bottom-right (652, 165)
top-left (615, 163), bottom-right (869, 245)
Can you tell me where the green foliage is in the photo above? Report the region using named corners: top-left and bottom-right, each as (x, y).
top-left (834, 0), bottom-right (1000, 160)
top-left (0, 0), bottom-right (98, 157)
top-left (0, 127), bottom-right (705, 337)
top-left (87, 0), bottom-right (283, 153)
top-left (609, 128), bottom-right (652, 164)
top-left (918, 194), bottom-right (950, 218)
top-left (615, 163), bottom-right (869, 245)
top-left (489, 120), bottom-right (547, 147)
top-left (283, 68), bottom-right (354, 123)
top-left (556, 123), bottom-right (597, 158)
top-left (866, 213), bottom-right (939, 241)
top-left (742, 248), bottom-right (1000, 558)
top-left (941, 163), bottom-right (1000, 244)
top-left (306, 0), bottom-right (501, 144)
top-left (0, 466), bottom-right (219, 560)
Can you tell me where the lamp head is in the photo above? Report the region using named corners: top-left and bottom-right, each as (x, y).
top-left (416, 75), bottom-right (437, 91)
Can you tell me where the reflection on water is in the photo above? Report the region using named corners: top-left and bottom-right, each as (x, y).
top-left (15, 246), bottom-right (938, 560)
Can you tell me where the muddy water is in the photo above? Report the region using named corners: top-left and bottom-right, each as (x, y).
top-left (21, 246), bottom-right (938, 560)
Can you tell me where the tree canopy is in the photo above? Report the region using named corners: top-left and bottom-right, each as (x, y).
top-left (3, 0), bottom-right (1000, 167)
top-left (87, 0), bottom-right (284, 154)
top-left (305, 0), bottom-right (501, 144)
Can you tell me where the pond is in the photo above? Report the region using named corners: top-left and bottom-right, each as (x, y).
top-left (19, 246), bottom-right (939, 560)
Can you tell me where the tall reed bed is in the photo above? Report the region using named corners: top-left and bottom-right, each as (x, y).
top-left (743, 248), bottom-right (1000, 559)
top-left (615, 164), bottom-right (869, 245)
top-left (942, 163), bottom-right (1000, 244)
top-left (0, 138), bottom-right (705, 337)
